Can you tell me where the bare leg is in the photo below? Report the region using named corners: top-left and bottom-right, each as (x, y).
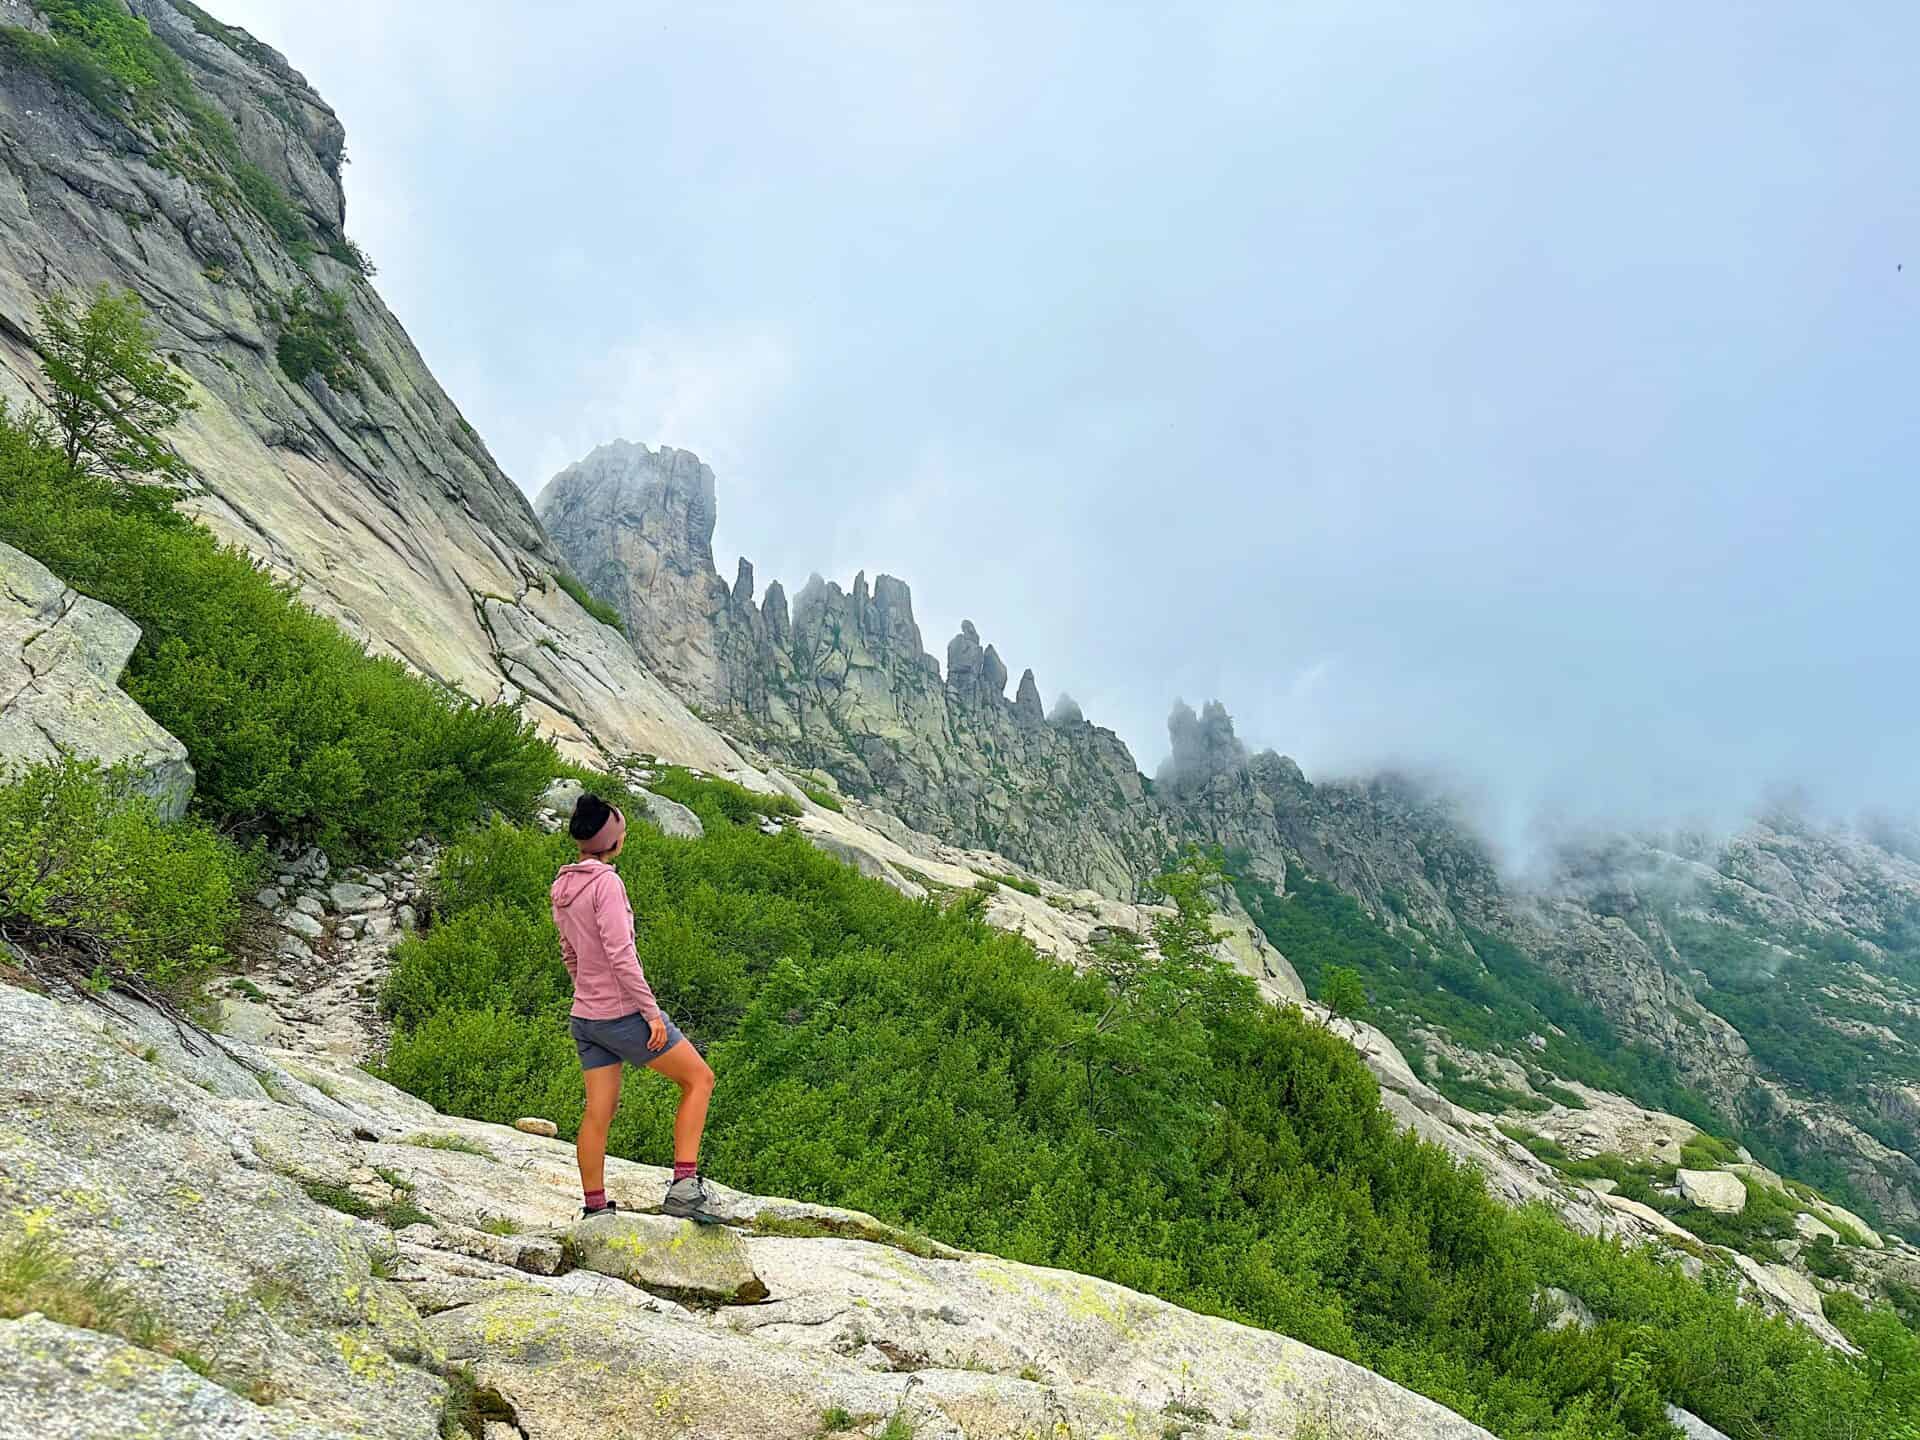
top-left (648, 1040), bottom-right (715, 1167)
top-left (578, 1062), bottom-right (623, 1196)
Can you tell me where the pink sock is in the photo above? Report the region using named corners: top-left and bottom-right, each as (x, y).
top-left (583, 1187), bottom-right (607, 1210)
top-left (673, 1161), bottom-right (697, 1182)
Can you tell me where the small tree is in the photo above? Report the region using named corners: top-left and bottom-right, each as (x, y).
top-left (35, 284), bottom-right (196, 486)
top-left (1064, 848), bottom-right (1254, 1151)
top-left (1321, 964), bottom-right (1370, 1022)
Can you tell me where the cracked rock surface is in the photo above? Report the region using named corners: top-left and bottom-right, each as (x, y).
top-left (0, 539), bottom-right (194, 815)
top-left (0, 978), bottom-right (1500, 1440)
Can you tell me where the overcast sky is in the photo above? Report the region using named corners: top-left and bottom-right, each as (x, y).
top-left (214, 1), bottom-right (1917, 848)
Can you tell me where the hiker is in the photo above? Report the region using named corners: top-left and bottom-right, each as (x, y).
top-left (550, 793), bottom-right (721, 1222)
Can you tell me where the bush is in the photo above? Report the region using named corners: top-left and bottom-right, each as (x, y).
top-left (0, 415), bottom-right (557, 859)
top-left (645, 765), bottom-right (799, 828)
top-left (552, 571), bottom-right (623, 633)
top-left (797, 781), bottom-right (843, 813)
top-left (0, 24), bottom-right (121, 115)
top-left (1679, 1133), bottom-right (1742, 1169)
top-left (0, 759), bottom-right (254, 992)
top-left (379, 816), bottom-right (1920, 1440)
top-left (272, 286), bottom-right (378, 394)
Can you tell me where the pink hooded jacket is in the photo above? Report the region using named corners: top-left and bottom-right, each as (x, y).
top-left (550, 859), bottom-right (663, 1023)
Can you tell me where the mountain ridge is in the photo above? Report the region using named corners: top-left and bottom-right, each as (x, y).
top-left (539, 436), bottom-right (1920, 1238)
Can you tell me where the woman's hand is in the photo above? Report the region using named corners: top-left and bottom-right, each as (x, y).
top-left (649, 1014), bottom-right (668, 1051)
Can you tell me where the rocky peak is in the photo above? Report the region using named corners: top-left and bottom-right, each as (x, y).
top-left (945, 620), bottom-right (1011, 706)
top-left (983, 643), bottom-right (1009, 696)
top-left (791, 572), bottom-right (836, 643)
top-left (537, 441), bottom-right (719, 568)
top-left (536, 441), bottom-right (735, 706)
top-left (1157, 698), bottom-right (1250, 794)
top-left (868, 572), bottom-right (925, 658)
top-left (763, 579), bottom-right (790, 642)
top-left (946, 618), bottom-right (984, 684)
top-left (733, 556), bottom-right (755, 604)
top-left (1014, 667), bottom-right (1044, 725)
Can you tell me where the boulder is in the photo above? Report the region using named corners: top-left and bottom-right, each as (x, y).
top-left (1541, 1286), bottom-right (1596, 1331)
top-left (514, 1116), bottom-right (560, 1137)
top-left (541, 776), bottom-right (585, 814)
top-left (327, 881), bottom-right (384, 914)
top-left (566, 1211), bottom-right (768, 1305)
top-left (1793, 1210), bottom-right (1841, 1243)
top-left (1810, 1200), bottom-right (1884, 1248)
top-left (0, 541), bottom-right (194, 818)
top-left (638, 788), bottom-right (705, 839)
top-left (1676, 1168), bottom-right (1748, 1214)
top-left (280, 910), bottom-right (325, 940)
top-left (804, 829), bottom-right (925, 899)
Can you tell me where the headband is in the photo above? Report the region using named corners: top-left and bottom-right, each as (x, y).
top-left (583, 805), bottom-right (625, 855)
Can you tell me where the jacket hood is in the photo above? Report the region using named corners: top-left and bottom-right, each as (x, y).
top-left (552, 860), bottom-right (612, 908)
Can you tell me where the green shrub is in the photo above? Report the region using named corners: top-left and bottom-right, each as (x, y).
top-left (646, 765), bottom-right (799, 828)
top-left (1802, 1235), bottom-right (1855, 1282)
top-left (271, 286), bottom-right (378, 393)
top-left (378, 817), bottom-right (1920, 1440)
top-left (1538, 1081), bottom-right (1589, 1110)
top-left (1679, 1133), bottom-right (1742, 1169)
top-left (973, 868), bottom-right (1040, 896)
top-left (0, 416), bottom-right (557, 859)
top-left (234, 163), bottom-right (306, 246)
top-left (552, 571), bottom-right (624, 633)
top-left (0, 759), bottom-right (254, 992)
top-left (0, 24), bottom-right (122, 125)
top-left (798, 782), bottom-right (843, 813)
top-left (325, 234), bottom-right (377, 278)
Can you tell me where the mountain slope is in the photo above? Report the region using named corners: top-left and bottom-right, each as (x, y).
top-left (0, 0), bottom-right (735, 772)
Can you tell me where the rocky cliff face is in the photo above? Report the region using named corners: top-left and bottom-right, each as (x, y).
top-left (537, 442), bottom-right (1168, 896)
top-left (0, 0), bottom-right (739, 774)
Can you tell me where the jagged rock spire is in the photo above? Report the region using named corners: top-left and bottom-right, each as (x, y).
top-left (762, 580), bottom-right (790, 643)
top-left (1014, 669), bottom-right (1043, 725)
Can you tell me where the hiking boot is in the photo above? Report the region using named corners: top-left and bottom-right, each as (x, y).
top-left (662, 1174), bottom-right (725, 1225)
top-left (581, 1198), bottom-right (620, 1219)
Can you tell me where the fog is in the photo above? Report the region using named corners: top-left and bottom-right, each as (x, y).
top-left (213, 1), bottom-right (1920, 854)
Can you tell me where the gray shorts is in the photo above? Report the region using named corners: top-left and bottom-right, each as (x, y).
top-left (570, 1010), bottom-right (686, 1070)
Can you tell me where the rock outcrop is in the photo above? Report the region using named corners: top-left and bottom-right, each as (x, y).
top-left (0, 539), bottom-right (193, 816)
top-left (0, 1), bottom-right (742, 775)
top-left (538, 441), bottom-right (1168, 896)
top-left (0, 978), bottom-right (1506, 1440)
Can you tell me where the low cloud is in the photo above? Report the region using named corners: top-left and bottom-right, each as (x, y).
top-left (1156, 699), bottom-right (1249, 795)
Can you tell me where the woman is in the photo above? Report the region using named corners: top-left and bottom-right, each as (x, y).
top-left (550, 792), bottom-right (721, 1222)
